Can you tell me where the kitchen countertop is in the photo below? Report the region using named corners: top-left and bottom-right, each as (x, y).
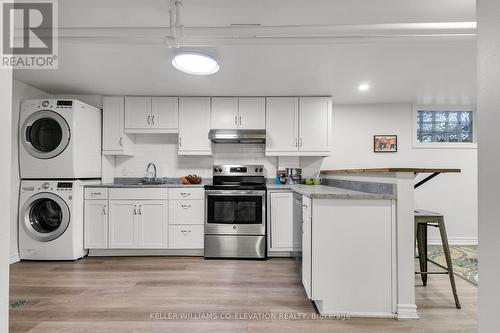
top-left (85, 178), bottom-right (209, 188)
top-left (87, 178), bottom-right (392, 199)
top-left (320, 167), bottom-right (461, 174)
top-left (266, 184), bottom-right (395, 200)
top-left (86, 183), bottom-right (206, 188)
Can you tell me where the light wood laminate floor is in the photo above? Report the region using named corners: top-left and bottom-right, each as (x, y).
top-left (9, 257), bottom-right (477, 332)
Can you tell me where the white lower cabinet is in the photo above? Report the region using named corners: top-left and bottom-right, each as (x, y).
top-left (269, 191), bottom-right (296, 251)
top-left (169, 225), bottom-right (204, 249)
top-left (168, 188), bottom-right (204, 249)
top-left (108, 200), bottom-right (137, 248)
top-left (84, 187), bottom-right (205, 251)
top-left (108, 200), bottom-right (168, 249)
top-left (169, 200), bottom-right (204, 225)
top-left (301, 196), bottom-right (312, 298)
top-left (136, 201), bottom-right (168, 248)
top-left (84, 200), bottom-right (108, 249)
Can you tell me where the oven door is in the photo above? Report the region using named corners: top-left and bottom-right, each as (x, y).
top-left (205, 190), bottom-right (266, 235)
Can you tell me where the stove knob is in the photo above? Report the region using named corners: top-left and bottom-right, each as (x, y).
top-left (218, 168), bottom-right (222, 172)
top-left (259, 168), bottom-right (263, 172)
top-left (254, 168), bottom-right (258, 172)
top-left (214, 168), bottom-right (218, 172)
top-left (42, 182), bottom-right (50, 189)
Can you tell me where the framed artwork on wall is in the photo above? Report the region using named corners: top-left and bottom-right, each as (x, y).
top-left (374, 135), bottom-right (398, 153)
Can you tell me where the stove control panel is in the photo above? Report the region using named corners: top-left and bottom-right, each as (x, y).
top-left (212, 165), bottom-right (264, 177)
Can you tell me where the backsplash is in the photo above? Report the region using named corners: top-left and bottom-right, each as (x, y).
top-left (115, 134), bottom-right (278, 179)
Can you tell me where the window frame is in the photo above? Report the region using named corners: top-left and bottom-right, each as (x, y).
top-left (412, 105), bottom-right (477, 149)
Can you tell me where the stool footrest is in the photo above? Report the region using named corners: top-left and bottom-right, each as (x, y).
top-left (415, 271), bottom-right (449, 275)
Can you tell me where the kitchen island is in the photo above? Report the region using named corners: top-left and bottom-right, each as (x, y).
top-left (268, 182), bottom-right (399, 318)
top-left (310, 168), bottom-right (460, 319)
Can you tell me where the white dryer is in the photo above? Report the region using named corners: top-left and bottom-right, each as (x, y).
top-left (19, 179), bottom-right (99, 260)
top-left (19, 99), bottom-right (102, 179)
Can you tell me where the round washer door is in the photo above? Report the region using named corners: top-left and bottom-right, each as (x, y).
top-left (21, 110), bottom-right (71, 159)
top-left (21, 193), bottom-right (70, 242)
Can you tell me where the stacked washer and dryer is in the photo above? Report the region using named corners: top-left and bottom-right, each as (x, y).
top-left (18, 99), bottom-right (102, 260)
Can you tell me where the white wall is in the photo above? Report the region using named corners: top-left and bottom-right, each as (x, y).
top-left (477, 0), bottom-right (500, 330)
top-left (322, 104), bottom-right (477, 244)
top-left (1, 67), bottom-right (13, 333)
top-left (110, 135), bottom-right (278, 180)
top-left (10, 80), bottom-right (50, 263)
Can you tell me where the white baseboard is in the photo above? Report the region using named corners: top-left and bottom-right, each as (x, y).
top-left (314, 301), bottom-right (397, 319)
top-left (427, 237), bottom-right (478, 246)
top-left (397, 304), bottom-right (419, 320)
top-left (9, 252), bottom-right (20, 264)
top-left (88, 249), bottom-right (204, 256)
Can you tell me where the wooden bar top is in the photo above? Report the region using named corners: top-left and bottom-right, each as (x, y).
top-left (320, 168), bottom-right (461, 174)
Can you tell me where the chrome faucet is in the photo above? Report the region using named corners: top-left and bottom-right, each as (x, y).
top-left (145, 163), bottom-right (157, 181)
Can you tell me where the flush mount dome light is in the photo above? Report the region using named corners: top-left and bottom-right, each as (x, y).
top-left (172, 50), bottom-right (219, 75)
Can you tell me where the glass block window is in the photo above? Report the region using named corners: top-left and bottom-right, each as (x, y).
top-left (416, 110), bottom-right (473, 143)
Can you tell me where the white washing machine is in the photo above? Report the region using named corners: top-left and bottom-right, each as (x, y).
top-left (19, 179), bottom-right (99, 260)
top-left (19, 99), bottom-right (102, 179)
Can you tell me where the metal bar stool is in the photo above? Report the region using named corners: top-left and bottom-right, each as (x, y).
top-left (414, 209), bottom-right (461, 309)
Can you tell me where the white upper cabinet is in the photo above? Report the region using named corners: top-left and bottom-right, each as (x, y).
top-left (211, 97), bottom-right (265, 130)
top-left (299, 97), bottom-right (332, 153)
top-left (102, 96), bottom-right (134, 156)
top-left (178, 97), bottom-right (212, 155)
top-left (238, 98), bottom-right (265, 129)
top-left (151, 97), bottom-right (179, 132)
top-left (125, 96), bottom-right (151, 131)
top-left (211, 98), bottom-right (239, 129)
top-left (124, 96), bottom-right (179, 133)
top-left (265, 97), bottom-right (299, 154)
top-left (265, 97), bottom-right (332, 156)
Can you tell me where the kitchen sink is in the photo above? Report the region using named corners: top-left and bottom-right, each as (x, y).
top-left (137, 178), bottom-right (166, 185)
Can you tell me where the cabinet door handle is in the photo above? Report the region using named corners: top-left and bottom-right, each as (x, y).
top-left (180, 192), bottom-right (191, 197)
top-left (181, 230), bottom-right (191, 234)
top-left (102, 205), bottom-right (107, 215)
top-left (138, 205), bottom-right (142, 215)
top-left (151, 115), bottom-right (155, 125)
top-left (295, 138), bottom-right (298, 147)
top-left (300, 138), bottom-right (303, 147)
top-left (181, 204), bottom-right (191, 209)
top-left (133, 206), bottom-right (137, 215)
top-left (119, 137), bottom-right (123, 146)
top-left (239, 115), bottom-right (242, 126)
top-left (302, 204), bottom-right (308, 209)
top-left (179, 137), bottom-right (182, 147)
top-left (91, 192), bottom-right (101, 196)
top-left (234, 115), bottom-right (238, 126)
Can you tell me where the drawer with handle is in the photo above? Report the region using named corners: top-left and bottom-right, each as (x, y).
top-left (169, 225), bottom-right (204, 249)
top-left (85, 188), bottom-right (109, 200)
top-left (168, 188), bottom-right (204, 200)
top-left (169, 200), bottom-right (204, 225)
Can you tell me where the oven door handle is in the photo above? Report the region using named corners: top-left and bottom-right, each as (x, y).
top-left (205, 190), bottom-right (266, 196)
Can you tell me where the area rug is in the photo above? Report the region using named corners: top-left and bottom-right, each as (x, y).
top-left (427, 245), bottom-right (478, 286)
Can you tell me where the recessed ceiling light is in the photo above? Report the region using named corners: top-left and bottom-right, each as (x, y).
top-left (358, 83), bottom-right (371, 92)
top-left (172, 50), bottom-right (219, 75)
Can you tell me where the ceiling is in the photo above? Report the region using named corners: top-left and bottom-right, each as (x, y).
top-left (13, 0), bottom-right (477, 104)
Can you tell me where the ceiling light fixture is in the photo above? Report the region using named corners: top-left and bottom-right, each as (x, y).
top-left (172, 50), bottom-right (219, 75)
top-left (358, 83), bottom-right (371, 92)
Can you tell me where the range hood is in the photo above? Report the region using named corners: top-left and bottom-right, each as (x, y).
top-left (208, 129), bottom-right (266, 144)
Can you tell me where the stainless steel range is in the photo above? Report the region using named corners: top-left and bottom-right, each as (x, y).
top-left (204, 165), bottom-right (266, 259)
